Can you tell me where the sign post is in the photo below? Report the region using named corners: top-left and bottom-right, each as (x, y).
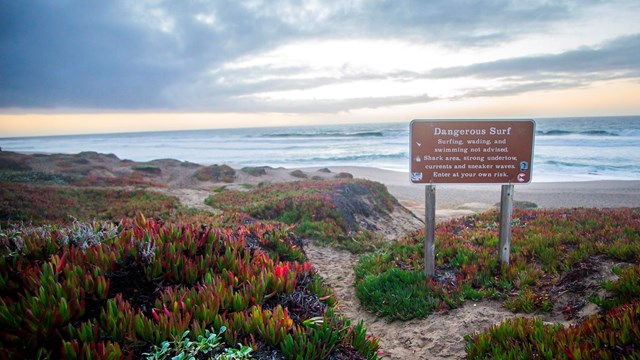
top-left (410, 119), bottom-right (535, 276)
top-left (424, 185), bottom-right (436, 277)
top-left (499, 184), bottom-right (514, 266)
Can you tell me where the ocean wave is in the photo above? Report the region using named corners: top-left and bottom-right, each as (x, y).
top-left (536, 130), bottom-right (621, 137)
top-left (543, 160), bottom-right (639, 171)
top-left (261, 131), bottom-right (385, 138)
top-left (302, 152), bottom-right (408, 162)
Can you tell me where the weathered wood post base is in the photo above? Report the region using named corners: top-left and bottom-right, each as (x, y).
top-left (499, 184), bottom-right (514, 268)
top-left (424, 185), bottom-right (436, 277)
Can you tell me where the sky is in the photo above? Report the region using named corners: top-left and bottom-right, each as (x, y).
top-left (1, 0), bottom-right (640, 137)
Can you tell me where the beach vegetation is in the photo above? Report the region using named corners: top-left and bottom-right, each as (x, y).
top-left (591, 263), bottom-right (640, 311)
top-left (465, 301), bottom-right (640, 359)
top-left (0, 155), bottom-right (32, 171)
top-left (0, 215), bottom-right (379, 358)
top-left (195, 165), bottom-right (236, 183)
top-left (289, 169), bottom-right (308, 179)
top-left (0, 170), bottom-right (76, 184)
top-left (0, 167), bottom-right (161, 188)
top-left (211, 185), bottom-right (227, 193)
top-left (354, 208), bottom-right (640, 321)
top-left (132, 163), bottom-right (162, 174)
top-left (204, 179), bottom-right (396, 252)
top-left (0, 181), bottom-right (179, 226)
top-left (240, 166), bottom-right (269, 177)
top-left (73, 174), bottom-right (161, 187)
top-left (335, 172), bottom-right (354, 179)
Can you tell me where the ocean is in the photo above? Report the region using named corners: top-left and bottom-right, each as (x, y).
top-left (1, 116), bottom-right (639, 183)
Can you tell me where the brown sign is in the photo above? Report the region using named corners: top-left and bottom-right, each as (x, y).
top-left (410, 119), bottom-right (535, 184)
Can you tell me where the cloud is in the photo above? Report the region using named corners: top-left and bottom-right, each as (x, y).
top-left (1, 0), bottom-right (639, 112)
top-left (429, 34), bottom-right (640, 79)
top-left (428, 34), bottom-right (640, 98)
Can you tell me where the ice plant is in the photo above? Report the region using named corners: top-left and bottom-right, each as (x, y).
top-left (1, 214), bottom-right (379, 358)
top-left (355, 207), bottom-right (640, 320)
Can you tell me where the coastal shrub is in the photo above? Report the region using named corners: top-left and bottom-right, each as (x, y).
top-left (204, 179), bottom-right (396, 251)
top-left (0, 170), bottom-right (75, 184)
top-left (354, 208), bottom-right (640, 320)
top-left (335, 172), bottom-right (354, 179)
top-left (240, 166), bottom-right (269, 177)
top-left (0, 155), bottom-right (31, 171)
top-left (290, 169), bottom-right (308, 179)
top-left (195, 165), bottom-right (236, 183)
top-left (0, 182), bottom-right (179, 225)
top-left (132, 163), bottom-right (162, 174)
top-left (0, 216), bottom-right (379, 358)
top-left (465, 301), bottom-right (640, 359)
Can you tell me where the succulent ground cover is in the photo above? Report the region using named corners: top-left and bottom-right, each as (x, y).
top-left (465, 301), bottom-right (640, 359)
top-left (352, 207), bottom-right (640, 357)
top-left (0, 182), bottom-right (180, 226)
top-left (205, 179), bottom-right (396, 253)
top-left (0, 151), bottom-right (162, 188)
top-left (195, 165), bottom-right (236, 183)
top-left (0, 214), bottom-right (379, 359)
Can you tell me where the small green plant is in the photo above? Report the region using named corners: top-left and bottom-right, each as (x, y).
top-left (218, 344), bottom-right (253, 359)
top-left (504, 288), bottom-right (552, 313)
top-left (355, 268), bottom-right (441, 320)
top-left (591, 264), bottom-right (640, 310)
top-left (340, 230), bottom-right (386, 254)
top-left (211, 185), bottom-right (227, 193)
top-left (143, 326), bottom-right (252, 360)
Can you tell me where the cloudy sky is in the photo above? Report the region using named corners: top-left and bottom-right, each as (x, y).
top-left (1, 0), bottom-right (640, 136)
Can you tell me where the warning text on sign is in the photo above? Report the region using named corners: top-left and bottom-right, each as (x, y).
top-left (410, 120), bottom-right (535, 184)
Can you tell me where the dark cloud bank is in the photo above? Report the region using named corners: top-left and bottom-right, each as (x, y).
top-left (1, 0), bottom-right (639, 112)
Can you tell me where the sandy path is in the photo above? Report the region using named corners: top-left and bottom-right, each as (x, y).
top-left (161, 188), bottom-right (213, 212)
top-left (305, 242), bottom-right (519, 359)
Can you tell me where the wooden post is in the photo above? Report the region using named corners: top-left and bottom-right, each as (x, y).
top-left (424, 185), bottom-right (436, 277)
top-left (499, 184), bottom-right (514, 267)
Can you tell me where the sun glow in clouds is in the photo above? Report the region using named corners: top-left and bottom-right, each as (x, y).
top-left (218, 39), bottom-right (504, 103)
